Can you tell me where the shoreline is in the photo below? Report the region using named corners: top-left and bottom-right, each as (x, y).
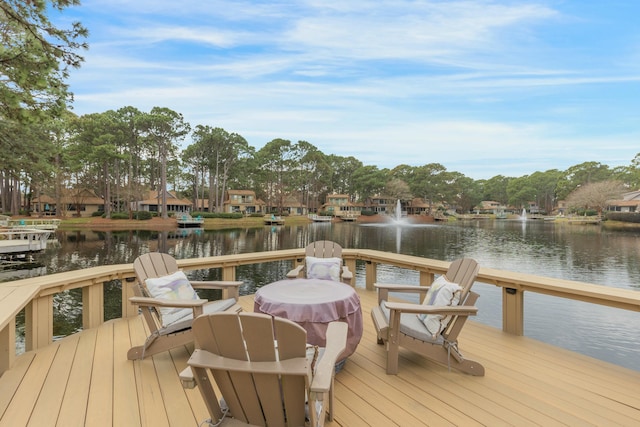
top-left (54, 213), bottom-right (434, 231)
top-left (19, 215), bottom-right (639, 232)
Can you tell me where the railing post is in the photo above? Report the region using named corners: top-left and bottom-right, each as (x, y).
top-left (122, 278), bottom-right (139, 318)
top-left (365, 261), bottom-right (376, 290)
top-left (419, 271), bottom-right (435, 303)
top-left (222, 266), bottom-right (236, 299)
top-left (82, 282), bottom-right (104, 330)
top-left (502, 287), bottom-right (524, 335)
top-left (222, 266), bottom-right (236, 281)
top-left (0, 319), bottom-right (15, 375)
top-left (25, 295), bottom-right (53, 351)
top-left (344, 258), bottom-right (356, 286)
top-left (419, 271), bottom-right (434, 286)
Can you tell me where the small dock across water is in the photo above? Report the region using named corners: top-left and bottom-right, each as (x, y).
top-left (176, 215), bottom-right (204, 228)
top-left (264, 215), bottom-right (285, 225)
top-left (309, 214), bottom-right (333, 222)
top-left (3, 218), bottom-right (60, 230)
top-left (0, 229), bottom-right (51, 258)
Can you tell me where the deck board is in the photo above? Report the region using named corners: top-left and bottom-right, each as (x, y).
top-left (0, 351), bottom-right (34, 418)
top-left (86, 321), bottom-right (114, 426)
top-left (0, 288), bottom-right (639, 427)
top-left (28, 333), bottom-right (78, 426)
top-left (56, 326), bottom-right (97, 427)
top-left (3, 342), bottom-right (58, 426)
top-left (112, 318), bottom-right (141, 427)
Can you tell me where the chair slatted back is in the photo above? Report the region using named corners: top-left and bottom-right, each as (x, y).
top-left (191, 313), bottom-right (310, 427)
top-left (132, 253), bottom-right (180, 332)
top-left (445, 258), bottom-right (479, 302)
top-left (442, 290), bottom-right (479, 341)
top-left (133, 252), bottom-right (178, 285)
top-left (442, 258), bottom-right (480, 340)
top-left (305, 240), bottom-right (343, 259)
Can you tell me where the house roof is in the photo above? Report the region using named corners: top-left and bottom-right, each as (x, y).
top-left (226, 189), bottom-right (256, 196)
top-left (622, 190), bottom-right (640, 201)
top-left (609, 200), bottom-right (640, 207)
top-left (139, 190), bottom-right (191, 206)
top-left (408, 198), bottom-right (432, 208)
top-left (32, 189), bottom-right (104, 205)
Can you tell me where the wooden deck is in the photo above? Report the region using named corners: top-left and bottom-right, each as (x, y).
top-left (1, 288), bottom-right (639, 426)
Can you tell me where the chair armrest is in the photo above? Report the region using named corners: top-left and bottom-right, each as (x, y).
top-left (190, 280), bottom-right (242, 289)
top-left (310, 321), bottom-right (348, 394)
top-left (191, 280), bottom-right (242, 300)
top-left (384, 301), bottom-right (478, 316)
top-left (341, 266), bottom-right (353, 281)
top-left (129, 296), bottom-right (208, 309)
top-left (374, 283), bottom-right (430, 293)
top-left (286, 265), bottom-right (304, 279)
top-left (189, 349), bottom-right (308, 375)
top-left (179, 366), bottom-right (196, 389)
top-left (374, 283), bottom-right (429, 304)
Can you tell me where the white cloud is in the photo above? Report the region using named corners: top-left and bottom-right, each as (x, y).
top-left (64, 1), bottom-right (640, 179)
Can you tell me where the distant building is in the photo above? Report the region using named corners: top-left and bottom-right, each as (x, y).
top-left (32, 188), bottom-right (105, 218)
top-left (366, 195), bottom-right (396, 215)
top-left (223, 190), bottom-right (265, 214)
top-left (406, 198), bottom-right (432, 216)
top-left (607, 190), bottom-right (640, 213)
top-left (322, 194), bottom-right (363, 217)
top-left (192, 199), bottom-right (211, 212)
top-left (475, 201), bottom-right (507, 215)
top-left (134, 189), bottom-right (192, 214)
top-left (282, 196), bottom-right (308, 216)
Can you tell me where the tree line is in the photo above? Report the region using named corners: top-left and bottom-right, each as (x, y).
top-left (2, 103), bottom-right (640, 217)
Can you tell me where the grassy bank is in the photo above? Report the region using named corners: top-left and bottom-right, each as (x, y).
top-left (57, 215), bottom-right (313, 231)
top-left (32, 215), bottom-right (640, 232)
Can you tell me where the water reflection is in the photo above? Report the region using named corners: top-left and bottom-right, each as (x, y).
top-left (5, 220), bottom-right (640, 371)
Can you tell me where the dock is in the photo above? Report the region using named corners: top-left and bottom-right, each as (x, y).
top-left (263, 215), bottom-right (285, 225)
top-left (309, 214), bottom-right (333, 222)
top-left (5, 218), bottom-right (61, 230)
top-left (176, 215), bottom-right (204, 228)
top-left (567, 216), bottom-right (602, 224)
top-left (0, 289), bottom-right (638, 426)
top-left (0, 229), bottom-right (51, 258)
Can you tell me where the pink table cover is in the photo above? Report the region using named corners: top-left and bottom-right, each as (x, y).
top-left (254, 278), bottom-right (363, 359)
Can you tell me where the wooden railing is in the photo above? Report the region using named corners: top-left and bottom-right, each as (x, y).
top-left (1, 248), bottom-right (639, 375)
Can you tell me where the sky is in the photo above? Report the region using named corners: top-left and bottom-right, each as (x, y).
top-left (56, 0), bottom-right (640, 179)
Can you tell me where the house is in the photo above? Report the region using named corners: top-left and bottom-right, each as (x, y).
top-left (321, 194), bottom-right (363, 218)
top-left (406, 198), bottom-right (433, 215)
top-left (133, 190), bottom-right (192, 215)
top-left (555, 200), bottom-right (568, 215)
top-left (32, 188), bottom-right (105, 218)
top-left (527, 201), bottom-right (541, 215)
top-left (192, 199), bottom-right (211, 212)
top-left (223, 190), bottom-right (265, 214)
top-left (474, 200), bottom-right (508, 215)
top-left (365, 195), bottom-right (396, 214)
top-left (282, 196), bottom-right (308, 216)
top-left (607, 190), bottom-right (640, 212)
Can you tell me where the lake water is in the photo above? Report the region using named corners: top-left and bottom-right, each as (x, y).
top-left (3, 219), bottom-right (639, 371)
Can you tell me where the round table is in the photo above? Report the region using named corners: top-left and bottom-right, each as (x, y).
top-left (254, 278), bottom-right (363, 360)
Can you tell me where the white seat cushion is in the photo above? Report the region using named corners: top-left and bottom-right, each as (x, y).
top-left (418, 275), bottom-right (462, 338)
top-left (379, 302), bottom-right (442, 344)
top-left (161, 298), bottom-right (237, 334)
top-left (306, 256), bottom-right (342, 282)
top-left (144, 270), bottom-right (200, 327)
